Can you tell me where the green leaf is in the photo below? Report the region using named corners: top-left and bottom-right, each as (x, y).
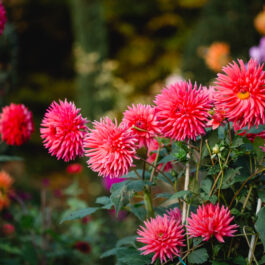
top-left (219, 167), bottom-right (242, 189)
top-left (60, 207), bottom-right (99, 223)
top-left (169, 190), bottom-right (192, 200)
top-left (212, 260), bottom-right (229, 265)
top-left (116, 236), bottom-right (137, 247)
top-left (259, 255), bottom-right (265, 264)
top-left (188, 248), bottom-right (208, 264)
top-left (116, 247), bottom-right (151, 265)
top-left (96, 196), bottom-right (113, 209)
top-left (201, 178), bottom-right (212, 194)
top-left (255, 207), bottom-right (265, 252)
top-left (0, 155), bottom-right (23, 162)
top-left (100, 248), bottom-right (118, 258)
top-left (233, 256), bottom-right (247, 265)
top-left (64, 181), bottom-right (82, 196)
top-left (110, 180), bottom-right (145, 214)
top-left (155, 193), bottom-right (172, 199)
top-left (0, 243), bottom-right (21, 255)
top-left (129, 204), bottom-right (146, 220)
top-left (193, 237), bottom-right (202, 247)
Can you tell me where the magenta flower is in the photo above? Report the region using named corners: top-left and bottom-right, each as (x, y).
top-left (186, 203), bottom-right (238, 243)
top-left (0, 3), bottom-right (7, 35)
top-left (154, 81), bottom-right (212, 141)
top-left (84, 117), bottom-right (137, 178)
top-left (40, 99), bottom-right (88, 162)
top-left (0, 103), bottom-right (34, 146)
top-left (137, 214), bottom-right (185, 264)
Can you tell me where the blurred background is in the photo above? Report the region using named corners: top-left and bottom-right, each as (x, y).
top-left (0, 0), bottom-right (265, 263)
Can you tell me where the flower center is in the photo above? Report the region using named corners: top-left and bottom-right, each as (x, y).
top-left (237, 91), bottom-right (250, 100)
top-left (135, 119), bottom-right (147, 129)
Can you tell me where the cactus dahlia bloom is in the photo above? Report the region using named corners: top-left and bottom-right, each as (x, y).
top-left (154, 81), bottom-right (212, 141)
top-left (0, 103), bottom-right (34, 146)
top-left (122, 104), bottom-right (160, 148)
top-left (0, 171), bottom-right (13, 211)
top-left (214, 59), bottom-right (265, 130)
top-left (137, 214), bottom-right (185, 264)
top-left (84, 117), bottom-right (137, 178)
top-left (0, 2), bottom-right (6, 35)
top-left (186, 203), bottom-right (238, 243)
top-left (40, 99), bottom-right (88, 162)
top-left (166, 207), bottom-right (182, 222)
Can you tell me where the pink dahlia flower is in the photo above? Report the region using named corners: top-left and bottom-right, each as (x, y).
top-left (84, 117), bottom-right (137, 178)
top-left (186, 203), bottom-right (238, 243)
top-left (0, 2), bottom-right (6, 35)
top-left (40, 99), bottom-right (88, 162)
top-left (0, 103), bottom-right (34, 146)
top-left (166, 207), bottom-right (182, 222)
top-left (154, 81), bottom-right (212, 141)
top-left (137, 214), bottom-right (185, 264)
top-left (66, 163), bottom-right (83, 174)
top-left (122, 104), bottom-right (160, 148)
top-left (214, 59), bottom-right (265, 130)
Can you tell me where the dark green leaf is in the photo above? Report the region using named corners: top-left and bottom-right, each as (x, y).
top-left (233, 256), bottom-right (246, 265)
top-left (60, 207), bottom-right (99, 223)
top-left (116, 247), bottom-right (151, 265)
top-left (188, 248), bottom-right (208, 264)
top-left (96, 196), bottom-right (113, 209)
top-left (258, 189), bottom-right (265, 203)
top-left (100, 248), bottom-right (118, 258)
top-left (0, 155), bottom-right (23, 162)
top-left (0, 243), bottom-right (21, 255)
top-left (116, 236), bottom-right (137, 247)
top-left (155, 193), bottom-right (172, 199)
top-left (111, 180), bottom-right (145, 214)
top-left (255, 207), bottom-right (265, 252)
top-left (201, 178), bottom-right (212, 194)
top-left (169, 190), bottom-right (192, 200)
top-left (129, 204), bottom-right (146, 220)
top-left (259, 255), bottom-right (265, 264)
top-left (211, 262), bottom-right (229, 265)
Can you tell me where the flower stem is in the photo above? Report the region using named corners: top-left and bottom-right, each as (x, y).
top-left (143, 187), bottom-right (154, 218)
top-left (182, 142), bottom-right (190, 224)
top-left (248, 198), bottom-right (262, 264)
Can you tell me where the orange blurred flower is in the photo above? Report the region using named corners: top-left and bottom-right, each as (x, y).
top-left (0, 171), bottom-right (13, 211)
top-left (204, 42), bottom-right (231, 72)
top-left (254, 8), bottom-right (265, 35)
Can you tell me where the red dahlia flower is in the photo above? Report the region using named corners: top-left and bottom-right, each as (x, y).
top-left (186, 203), bottom-right (238, 243)
top-left (84, 117), bottom-right (137, 178)
top-left (154, 81), bottom-right (212, 141)
top-left (137, 214), bottom-right (185, 264)
top-left (214, 59), bottom-right (265, 130)
top-left (40, 99), bottom-right (88, 162)
top-left (122, 104), bottom-right (160, 148)
top-left (0, 103), bottom-right (34, 146)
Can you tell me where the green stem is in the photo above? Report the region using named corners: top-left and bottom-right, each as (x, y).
top-left (196, 137), bottom-right (203, 182)
top-left (218, 156), bottom-right (224, 201)
top-left (144, 187), bottom-right (154, 218)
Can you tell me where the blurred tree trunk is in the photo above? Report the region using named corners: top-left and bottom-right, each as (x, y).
top-left (70, 0), bottom-right (107, 120)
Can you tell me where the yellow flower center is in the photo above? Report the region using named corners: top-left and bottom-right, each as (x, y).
top-left (237, 91), bottom-right (250, 100)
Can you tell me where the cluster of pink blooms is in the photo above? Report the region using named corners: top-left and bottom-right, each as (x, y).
top-left (137, 203), bottom-right (237, 264)
top-left (0, 58), bottom-right (263, 176)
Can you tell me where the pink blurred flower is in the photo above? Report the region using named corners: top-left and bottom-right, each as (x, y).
top-left (122, 104), bottom-right (160, 148)
top-left (66, 163), bottom-right (83, 174)
top-left (166, 207), bottom-right (182, 222)
top-left (40, 99), bottom-right (88, 162)
top-left (137, 214), bottom-right (185, 264)
top-left (2, 223), bottom-right (15, 236)
top-left (0, 3), bottom-right (7, 35)
top-left (214, 59), bottom-right (265, 130)
top-left (154, 81), bottom-right (212, 141)
top-left (84, 117), bottom-right (137, 178)
top-left (103, 175), bottom-right (126, 191)
top-left (0, 103), bottom-right (34, 146)
top-left (82, 216), bottom-right (92, 224)
top-left (108, 208), bottom-right (127, 220)
top-left (186, 203), bottom-right (238, 243)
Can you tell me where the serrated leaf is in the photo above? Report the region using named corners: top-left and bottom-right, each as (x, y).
top-left (96, 196), bottom-right (113, 209)
top-left (110, 180), bottom-right (145, 214)
top-left (116, 247), bottom-right (151, 265)
top-left (201, 178), bottom-right (212, 194)
top-left (116, 236), bottom-right (137, 247)
top-left (255, 207), bottom-right (265, 252)
top-left (188, 248), bottom-right (208, 264)
top-left (60, 207), bottom-right (99, 223)
top-left (100, 248), bottom-right (118, 258)
top-left (169, 190), bottom-right (192, 200)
